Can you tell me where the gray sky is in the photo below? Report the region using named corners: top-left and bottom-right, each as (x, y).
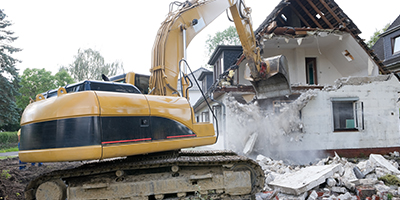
top-left (1, 0), bottom-right (398, 76)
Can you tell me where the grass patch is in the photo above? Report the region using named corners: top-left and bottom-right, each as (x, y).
top-left (0, 156), bottom-right (17, 160)
top-left (0, 146), bottom-right (18, 153)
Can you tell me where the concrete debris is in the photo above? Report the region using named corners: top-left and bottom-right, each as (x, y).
top-left (326, 177), bottom-right (337, 187)
top-left (324, 74), bottom-right (391, 91)
top-left (353, 166), bottom-right (365, 179)
top-left (268, 164), bottom-right (341, 195)
top-left (307, 190), bottom-right (318, 200)
top-left (243, 132), bottom-right (258, 155)
top-left (370, 154), bottom-right (400, 175)
top-left (256, 152), bottom-right (400, 200)
top-left (390, 151), bottom-right (400, 157)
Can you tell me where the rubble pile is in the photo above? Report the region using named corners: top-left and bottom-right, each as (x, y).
top-left (255, 153), bottom-right (400, 200)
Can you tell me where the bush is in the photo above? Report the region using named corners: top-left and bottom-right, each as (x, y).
top-left (0, 132), bottom-right (18, 144)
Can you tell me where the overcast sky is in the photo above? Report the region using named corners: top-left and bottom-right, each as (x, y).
top-left (1, 0), bottom-right (398, 76)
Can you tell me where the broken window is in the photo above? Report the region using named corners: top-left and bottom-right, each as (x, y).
top-left (331, 97), bottom-right (364, 132)
top-left (393, 35), bottom-right (400, 54)
top-left (306, 58), bottom-right (317, 85)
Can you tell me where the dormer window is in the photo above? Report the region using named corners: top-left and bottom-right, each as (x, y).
top-left (393, 35), bottom-right (400, 54)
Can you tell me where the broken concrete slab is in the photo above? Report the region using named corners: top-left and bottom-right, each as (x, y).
top-left (331, 186), bottom-right (348, 194)
top-left (269, 164), bottom-right (341, 195)
top-left (349, 178), bottom-right (379, 186)
top-left (326, 177), bottom-right (337, 187)
top-left (356, 160), bottom-right (375, 176)
top-left (336, 192), bottom-right (353, 200)
top-left (369, 154), bottom-right (400, 175)
top-left (307, 190), bottom-right (318, 200)
top-left (243, 132), bottom-right (258, 155)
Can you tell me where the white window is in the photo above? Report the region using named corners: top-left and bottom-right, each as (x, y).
top-left (331, 97), bottom-right (364, 131)
top-left (393, 35), bottom-right (400, 54)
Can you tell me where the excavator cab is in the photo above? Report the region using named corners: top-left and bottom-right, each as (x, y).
top-left (109, 72), bottom-right (150, 94)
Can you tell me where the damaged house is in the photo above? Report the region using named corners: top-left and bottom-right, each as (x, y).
top-left (194, 0), bottom-right (400, 163)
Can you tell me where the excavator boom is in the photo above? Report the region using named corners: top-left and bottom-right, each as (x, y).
top-left (150, 0), bottom-right (277, 98)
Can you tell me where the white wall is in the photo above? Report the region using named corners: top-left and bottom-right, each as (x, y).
top-left (290, 75), bottom-right (400, 151)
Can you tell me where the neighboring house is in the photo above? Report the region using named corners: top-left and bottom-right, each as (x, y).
top-left (372, 15), bottom-right (400, 74)
top-left (194, 0), bottom-right (400, 162)
top-left (177, 67), bottom-right (212, 105)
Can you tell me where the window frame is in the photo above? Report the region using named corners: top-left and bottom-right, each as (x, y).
top-left (392, 35), bottom-right (400, 55)
top-left (305, 57), bottom-right (318, 85)
top-left (331, 97), bottom-right (364, 132)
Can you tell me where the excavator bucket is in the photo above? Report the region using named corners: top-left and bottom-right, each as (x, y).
top-left (246, 55), bottom-right (291, 99)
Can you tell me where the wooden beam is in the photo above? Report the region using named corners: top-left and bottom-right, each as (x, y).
top-left (277, 15), bottom-right (286, 25)
top-left (289, 4), bottom-right (311, 27)
top-left (294, 0), bottom-right (323, 29)
top-left (306, 0), bottom-right (334, 29)
top-left (319, 0), bottom-right (344, 27)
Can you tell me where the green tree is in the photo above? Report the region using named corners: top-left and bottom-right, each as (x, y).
top-left (205, 26), bottom-right (240, 56)
top-left (0, 9), bottom-right (21, 129)
top-left (17, 68), bottom-right (55, 110)
top-left (367, 23), bottom-right (390, 48)
top-left (54, 68), bottom-right (74, 86)
top-left (65, 48), bottom-right (123, 81)
top-left (16, 68), bottom-right (74, 111)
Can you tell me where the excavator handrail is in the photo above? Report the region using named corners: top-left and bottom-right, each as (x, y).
top-left (179, 59), bottom-right (219, 141)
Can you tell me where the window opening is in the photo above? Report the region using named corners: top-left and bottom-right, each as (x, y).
top-left (393, 35), bottom-right (400, 54)
top-left (281, 14), bottom-right (287, 22)
top-left (306, 58), bottom-right (317, 85)
top-left (332, 98), bottom-right (364, 131)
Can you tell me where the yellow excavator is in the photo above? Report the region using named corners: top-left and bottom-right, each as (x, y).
top-left (19, 0), bottom-right (289, 199)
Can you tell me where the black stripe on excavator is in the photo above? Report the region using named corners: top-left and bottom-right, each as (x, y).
top-left (20, 116), bottom-right (196, 150)
top-left (20, 116), bottom-right (101, 151)
top-left (100, 116), bottom-right (196, 145)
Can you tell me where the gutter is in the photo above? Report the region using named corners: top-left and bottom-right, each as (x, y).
top-left (210, 91), bottom-right (226, 149)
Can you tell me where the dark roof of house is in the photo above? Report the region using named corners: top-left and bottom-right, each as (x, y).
top-left (178, 67), bottom-right (211, 91)
top-left (381, 15), bottom-right (400, 36)
top-left (208, 45), bottom-right (243, 65)
top-left (373, 34), bottom-right (385, 61)
top-left (372, 14), bottom-right (400, 69)
top-left (198, 70), bottom-right (213, 81)
top-left (249, 0), bottom-right (387, 74)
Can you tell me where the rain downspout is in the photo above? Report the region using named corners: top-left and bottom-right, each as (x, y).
top-left (210, 91), bottom-right (226, 149)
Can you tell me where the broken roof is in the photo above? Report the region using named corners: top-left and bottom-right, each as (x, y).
top-left (249, 0), bottom-right (387, 74)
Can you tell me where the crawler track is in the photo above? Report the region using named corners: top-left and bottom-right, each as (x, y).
top-left (25, 150), bottom-right (265, 200)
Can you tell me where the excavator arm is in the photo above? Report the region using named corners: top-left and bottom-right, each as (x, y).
top-left (150, 0), bottom-right (269, 98)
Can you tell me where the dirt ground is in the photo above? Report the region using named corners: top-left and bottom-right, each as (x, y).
top-left (0, 157), bottom-right (80, 200)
